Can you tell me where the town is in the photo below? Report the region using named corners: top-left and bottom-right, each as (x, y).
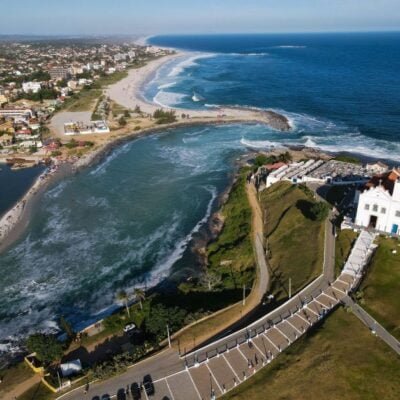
top-left (0, 39), bottom-right (171, 166)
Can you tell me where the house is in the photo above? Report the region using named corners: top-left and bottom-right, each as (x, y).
top-left (22, 82), bottom-right (42, 94)
top-left (354, 169), bottom-right (400, 234)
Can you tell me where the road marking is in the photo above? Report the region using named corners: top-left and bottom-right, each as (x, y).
top-left (205, 362), bottom-right (223, 394)
top-left (314, 297), bottom-right (328, 310)
top-left (237, 346), bottom-right (249, 363)
top-left (165, 377), bottom-right (176, 400)
top-left (186, 370), bottom-right (202, 400)
top-left (262, 332), bottom-right (280, 352)
top-left (337, 278), bottom-right (351, 287)
top-left (332, 285), bottom-right (347, 296)
top-left (274, 325), bottom-right (292, 343)
top-left (143, 387), bottom-right (149, 400)
top-left (322, 291), bottom-right (338, 303)
top-left (249, 338), bottom-right (266, 358)
top-left (222, 354), bottom-right (242, 382)
top-left (153, 369), bottom-right (186, 384)
top-left (285, 318), bottom-right (302, 335)
top-left (305, 305), bottom-right (319, 317)
top-left (296, 312), bottom-right (311, 326)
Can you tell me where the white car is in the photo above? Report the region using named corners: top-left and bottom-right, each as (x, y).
top-left (123, 323), bottom-right (136, 333)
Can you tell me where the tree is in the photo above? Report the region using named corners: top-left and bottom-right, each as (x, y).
top-left (134, 105), bottom-right (141, 114)
top-left (26, 333), bottom-right (64, 366)
top-left (123, 110), bottom-right (131, 118)
top-left (134, 288), bottom-right (145, 310)
top-left (310, 201), bottom-right (330, 221)
top-left (118, 116), bottom-right (127, 126)
top-left (117, 289), bottom-right (130, 317)
top-left (278, 151), bottom-right (293, 163)
top-left (59, 316), bottom-right (76, 343)
top-left (254, 154), bottom-right (269, 168)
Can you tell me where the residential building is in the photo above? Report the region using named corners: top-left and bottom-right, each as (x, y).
top-left (49, 66), bottom-right (70, 81)
top-left (22, 81), bottom-right (42, 93)
top-left (355, 169), bottom-right (400, 234)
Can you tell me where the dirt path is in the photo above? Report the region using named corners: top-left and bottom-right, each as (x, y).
top-left (246, 182), bottom-right (270, 299)
top-left (3, 373), bottom-right (41, 400)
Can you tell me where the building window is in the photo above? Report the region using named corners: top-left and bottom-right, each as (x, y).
top-left (381, 207), bottom-right (386, 214)
top-left (365, 204), bottom-right (370, 210)
top-left (373, 204), bottom-right (378, 212)
top-left (396, 210), bottom-right (400, 218)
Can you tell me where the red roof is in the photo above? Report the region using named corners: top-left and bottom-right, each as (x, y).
top-left (364, 169), bottom-right (400, 195)
top-left (264, 162), bottom-right (286, 171)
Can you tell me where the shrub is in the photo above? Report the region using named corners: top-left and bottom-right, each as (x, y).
top-left (26, 334), bottom-right (64, 365)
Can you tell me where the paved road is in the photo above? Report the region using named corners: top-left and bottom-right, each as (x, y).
top-left (58, 193), bottom-right (363, 400)
top-left (342, 296), bottom-right (400, 356)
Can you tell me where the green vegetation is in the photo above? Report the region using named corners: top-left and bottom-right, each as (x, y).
top-left (153, 109), bottom-right (177, 124)
top-left (64, 87), bottom-right (102, 112)
top-left (26, 333), bottom-right (64, 366)
top-left (260, 182), bottom-right (325, 300)
top-left (334, 154), bottom-right (361, 164)
top-left (207, 170), bottom-right (255, 289)
top-left (254, 152), bottom-right (293, 169)
top-left (359, 237), bottom-right (400, 340)
top-left (335, 229), bottom-right (358, 277)
top-left (222, 307), bottom-right (400, 400)
top-left (310, 201), bottom-right (330, 221)
top-left (118, 116), bottom-right (127, 126)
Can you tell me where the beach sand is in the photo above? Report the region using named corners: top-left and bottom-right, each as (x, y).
top-left (105, 53), bottom-right (291, 130)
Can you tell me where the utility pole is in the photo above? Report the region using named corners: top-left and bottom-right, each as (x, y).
top-left (167, 324), bottom-right (171, 348)
top-left (289, 277), bottom-right (292, 299)
top-left (243, 284), bottom-right (246, 306)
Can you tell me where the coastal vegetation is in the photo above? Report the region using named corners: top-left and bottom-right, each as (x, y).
top-left (334, 154), bottom-right (361, 164)
top-left (260, 181), bottom-right (325, 300)
top-left (335, 229), bottom-right (358, 277)
top-left (222, 307), bottom-right (400, 400)
top-left (26, 334), bottom-right (64, 366)
top-left (206, 170), bottom-right (255, 290)
top-left (153, 108), bottom-right (177, 124)
top-left (358, 237), bottom-right (400, 340)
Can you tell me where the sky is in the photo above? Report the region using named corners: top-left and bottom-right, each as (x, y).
top-left (1, 0), bottom-right (399, 36)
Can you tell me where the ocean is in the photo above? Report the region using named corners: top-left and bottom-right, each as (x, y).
top-left (148, 32), bottom-right (400, 160)
top-left (1, 32), bottom-right (399, 345)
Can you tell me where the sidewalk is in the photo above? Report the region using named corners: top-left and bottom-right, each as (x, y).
top-left (342, 296), bottom-right (400, 356)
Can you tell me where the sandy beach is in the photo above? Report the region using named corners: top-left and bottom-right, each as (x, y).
top-left (106, 52), bottom-right (291, 130)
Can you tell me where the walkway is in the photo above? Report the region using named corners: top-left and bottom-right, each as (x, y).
top-left (342, 296), bottom-right (400, 356)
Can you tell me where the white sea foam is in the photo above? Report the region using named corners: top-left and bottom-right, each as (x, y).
top-left (90, 142), bottom-right (131, 176)
top-left (168, 53), bottom-right (216, 77)
top-left (153, 90), bottom-right (187, 109)
top-left (240, 138), bottom-right (287, 150)
top-left (158, 81), bottom-right (177, 90)
top-left (146, 185), bottom-right (217, 285)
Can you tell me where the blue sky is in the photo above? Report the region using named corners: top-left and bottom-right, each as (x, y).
top-left (1, 0), bottom-right (399, 35)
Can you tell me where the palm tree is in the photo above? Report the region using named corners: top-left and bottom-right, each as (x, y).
top-left (134, 288), bottom-right (146, 310)
top-left (117, 289), bottom-right (130, 317)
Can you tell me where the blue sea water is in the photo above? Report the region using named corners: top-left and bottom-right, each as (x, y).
top-left (1, 33), bottom-right (400, 343)
top-left (148, 33), bottom-right (400, 160)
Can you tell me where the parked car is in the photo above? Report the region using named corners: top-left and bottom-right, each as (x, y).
top-left (91, 397), bottom-right (100, 400)
top-left (117, 388), bottom-right (126, 400)
top-left (124, 323), bottom-right (136, 333)
top-left (131, 382), bottom-right (141, 399)
top-left (101, 395), bottom-right (110, 400)
top-left (143, 374), bottom-right (155, 396)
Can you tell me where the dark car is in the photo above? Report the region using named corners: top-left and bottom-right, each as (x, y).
top-left (117, 388), bottom-right (126, 400)
top-left (131, 382), bottom-right (141, 400)
top-left (162, 397), bottom-right (170, 400)
top-left (143, 374), bottom-right (155, 396)
top-left (91, 397), bottom-right (100, 400)
top-left (101, 395), bottom-right (110, 400)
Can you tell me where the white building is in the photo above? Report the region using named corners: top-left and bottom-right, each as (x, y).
top-left (355, 169), bottom-right (400, 234)
top-left (22, 82), bottom-right (42, 93)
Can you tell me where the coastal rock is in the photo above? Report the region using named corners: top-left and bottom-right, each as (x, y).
top-left (263, 110), bottom-right (291, 131)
